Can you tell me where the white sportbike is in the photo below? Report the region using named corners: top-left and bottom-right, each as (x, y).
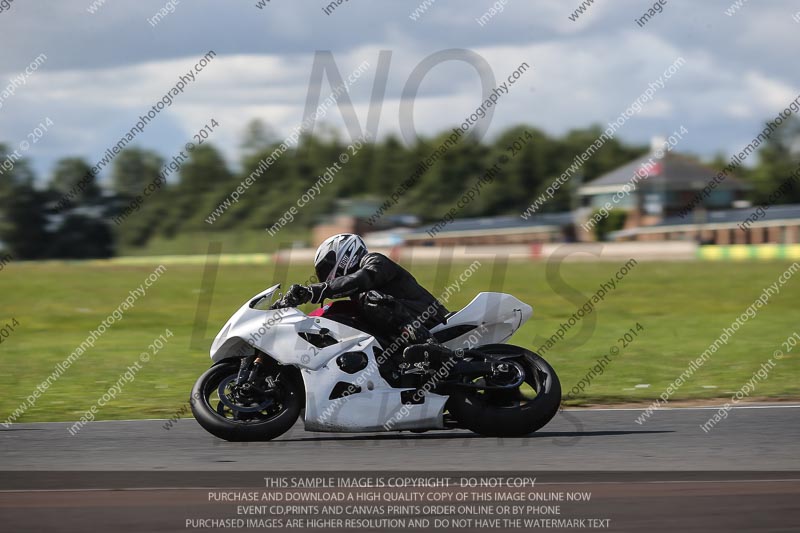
top-left (191, 285), bottom-right (561, 441)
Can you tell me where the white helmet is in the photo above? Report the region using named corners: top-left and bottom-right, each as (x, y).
top-left (314, 233), bottom-right (368, 283)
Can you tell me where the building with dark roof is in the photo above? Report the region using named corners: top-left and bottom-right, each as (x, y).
top-left (405, 212), bottom-right (575, 246)
top-left (611, 203), bottom-right (800, 244)
top-left (575, 138), bottom-right (800, 245)
top-left (312, 199), bottom-right (419, 245)
top-left (578, 145), bottom-right (749, 228)
top-left (312, 140), bottom-right (800, 247)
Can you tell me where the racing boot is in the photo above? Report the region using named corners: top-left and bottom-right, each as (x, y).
top-left (399, 338), bottom-right (461, 388)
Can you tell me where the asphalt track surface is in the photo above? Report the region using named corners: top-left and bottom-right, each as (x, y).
top-left (1, 405), bottom-right (798, 532)
top-left (2, 405), bottom-right (799, 471)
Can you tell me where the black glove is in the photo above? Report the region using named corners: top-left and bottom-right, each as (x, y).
top-left (271, 284), bottom-right (312, 309)
top-left (285, 284), bottom-right (313, 306)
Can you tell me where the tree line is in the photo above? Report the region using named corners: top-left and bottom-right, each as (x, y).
top-left (0, 118), bottom-right (797, 259)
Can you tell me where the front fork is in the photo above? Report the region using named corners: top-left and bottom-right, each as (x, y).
top-left (234, 353), bottom-right (276, 394)
top-left (235, 354), bottom-right (256, 386)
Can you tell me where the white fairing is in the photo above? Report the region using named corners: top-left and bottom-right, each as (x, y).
top-left (431, 292), bottom-right (532, 350)
top-left (209, 287), bottom-right (531, 433)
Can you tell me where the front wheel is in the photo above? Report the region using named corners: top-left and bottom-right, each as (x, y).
top-left (446, 344), bottom-right (561, 437)
top-left (191, 358), bottom-right (302, 441)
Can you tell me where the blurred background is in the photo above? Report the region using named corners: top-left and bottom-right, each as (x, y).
top-left (1, 1), bottom-right (798, 421)
top-left (1, 1), bottom-right (799, 257)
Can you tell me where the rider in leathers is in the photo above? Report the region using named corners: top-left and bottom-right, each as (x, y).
top-left (274, 234), bottom-right (449, 366)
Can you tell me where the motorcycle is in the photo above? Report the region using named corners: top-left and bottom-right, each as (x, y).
top-left (191, 284), bottom-right (561, 441)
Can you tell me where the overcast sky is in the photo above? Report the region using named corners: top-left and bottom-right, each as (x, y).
top-left (1, 0), bottom-right (798, 181)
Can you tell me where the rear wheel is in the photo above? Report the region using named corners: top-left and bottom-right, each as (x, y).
top-left (446, 344), bottom-right (561, 437)
top-left (191, 358), bottom-right (302, 441)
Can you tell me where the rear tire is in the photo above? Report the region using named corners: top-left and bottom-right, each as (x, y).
top-left (191, 359), bottom-right (302, 442)
top-left (446, 344), bottom-right (561, 437)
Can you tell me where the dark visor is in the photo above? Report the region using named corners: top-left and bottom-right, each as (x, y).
top-left (315, 250), bottom-right (337, 283)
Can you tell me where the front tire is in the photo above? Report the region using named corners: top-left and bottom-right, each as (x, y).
top-left (191, 359), bottom-right (302, 442)
top-left (446, 344), bottom-right (561, 437)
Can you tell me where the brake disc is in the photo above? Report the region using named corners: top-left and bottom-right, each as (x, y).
top-left (217, 375), bottom-right (274, 413)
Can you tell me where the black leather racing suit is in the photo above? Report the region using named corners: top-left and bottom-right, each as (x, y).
top-left (309, 252), bottom-right (449, 340)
